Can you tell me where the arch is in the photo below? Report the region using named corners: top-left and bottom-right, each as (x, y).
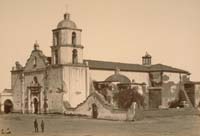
top-left (72, 49), bottom-right (78, 64)
top-left (55, 32), bottom-right (59, 45)
top-left (72, 32), bottom-right (76, 45)
top-left (91, 103), bottom-right (98, 118)
top-left (4, 99), bottom-right (13, 114)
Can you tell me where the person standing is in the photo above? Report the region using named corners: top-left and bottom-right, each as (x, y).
top-left (41, 120), bottom-right (44, 133)
top-left (6, 128), bottom-right (11, 134)
top-left (34, 119), bottom-right (38, 132)
top-left (1, 129), bottom-right (4, 134)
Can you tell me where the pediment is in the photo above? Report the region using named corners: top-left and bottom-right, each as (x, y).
top-left (24, 50), bottom-right (49, 71)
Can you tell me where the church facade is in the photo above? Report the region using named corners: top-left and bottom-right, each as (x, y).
top-left (0, 12), bottom-right (193, 114)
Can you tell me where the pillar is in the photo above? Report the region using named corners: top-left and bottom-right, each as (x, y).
top-left (21, 73), bottom-right (25, 114)
top-left (28, 88), bottom-right (31, 113)
top-left (40, 89), bottom-right (42, 113)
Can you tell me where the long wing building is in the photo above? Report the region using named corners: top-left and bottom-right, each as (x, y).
top-left (1, 12), bottom-right (196, 115)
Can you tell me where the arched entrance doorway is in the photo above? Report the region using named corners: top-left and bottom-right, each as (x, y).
top-left (4, 99), bottom-right (13, 114)
top-left (92, 103), bottom-right (98, 119)
top-left (33, 98), bottom-right (39, 114)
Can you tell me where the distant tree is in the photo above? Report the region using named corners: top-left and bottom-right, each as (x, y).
top-left (113, 87), bottom-right (145, 110)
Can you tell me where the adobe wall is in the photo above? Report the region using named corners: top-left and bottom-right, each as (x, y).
top-left (60, 47), bottom-right (83, 64)
top-left (194, 84), bottom-right (200, 107)
top-left (65, 93), bottom-right (129, 121)
top-left (47, 67), bottom-right (63, 113)
top-left (161, 72), bottom-right (184, 108)
top-left (0, 93), bottom-right (13, 112)
top-left (59, 29), bottom-right (81, 45)
top-left (11, 71), bottom-right (23, 112)
top-left (62, 66), bottom-right (88, 108)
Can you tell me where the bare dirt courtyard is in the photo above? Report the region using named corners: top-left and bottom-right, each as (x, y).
top-left (0, 114), bottom-right (200, 136)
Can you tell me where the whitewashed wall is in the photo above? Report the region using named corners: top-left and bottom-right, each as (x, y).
top-left (62, 66), bottom-right (88, 108)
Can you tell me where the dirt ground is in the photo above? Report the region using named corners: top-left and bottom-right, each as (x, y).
top-left (0, 114), bottom-right (200, 136)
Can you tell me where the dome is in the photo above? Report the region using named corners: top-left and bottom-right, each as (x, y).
top-left (57, 13), bottom-right (77, 29)
top-left (105, 74), bottom-right (131, 83)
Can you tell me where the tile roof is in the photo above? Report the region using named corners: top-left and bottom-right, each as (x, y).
top-left (84, 60), bottom-right (149, 72)
top-left (84, 59), bottom-right (190, 74)
top-left (149, 64), bottom-right (190, 74)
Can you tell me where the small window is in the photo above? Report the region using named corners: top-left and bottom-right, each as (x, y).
top-left (33, 57), bottom-right (37, 67)
top-left (72, 49), bottom-right (78, 64)
top-left (72, 32), bottom-right (76, 45)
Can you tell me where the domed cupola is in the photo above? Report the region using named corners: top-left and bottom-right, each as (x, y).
top-left (105, 67), bottom-right (131, 83)
top-left (57, 13), bottom-right (77, 29)
top-left (51, 12), bottom-right (83, 65)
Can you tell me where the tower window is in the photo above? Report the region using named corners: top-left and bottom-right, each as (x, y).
top-left (72, 32), bottom-right (76, 45)
top-left (54, 50), bottom-right (58, 64)
top-left (54, 32), bottom-right (59, 46)
top-left (72, 49), bottom-right (78, 64)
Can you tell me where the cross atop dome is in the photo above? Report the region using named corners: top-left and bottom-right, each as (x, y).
top-left (56, 6), bottom-right (77, 29)
top-left (64, 5), bottom-right (70, 20)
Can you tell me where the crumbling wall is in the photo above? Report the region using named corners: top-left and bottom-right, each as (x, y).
top-left (161, 73), bottom-right (181, 108)
top-left (65, 93), bottom-right (129, 121)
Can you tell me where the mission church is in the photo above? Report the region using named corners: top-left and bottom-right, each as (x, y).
top-left (1, 11), bottom-right (196, 116)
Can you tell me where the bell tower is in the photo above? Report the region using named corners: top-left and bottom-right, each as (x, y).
top-left (51, 12), bottom-right (83, 65)
top-left (50, 12), bottom-right (89, 108)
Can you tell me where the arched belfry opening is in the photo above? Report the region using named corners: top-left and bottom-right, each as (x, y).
top-left (72, 32), bottom-right (76, 45)
top-left (72, 49), bottom-right (78, 64)
top-left (54, 50), bottom-right (58, 64)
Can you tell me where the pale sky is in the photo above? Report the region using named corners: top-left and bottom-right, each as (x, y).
top-left (0, 0), bottom-right (200, 91)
